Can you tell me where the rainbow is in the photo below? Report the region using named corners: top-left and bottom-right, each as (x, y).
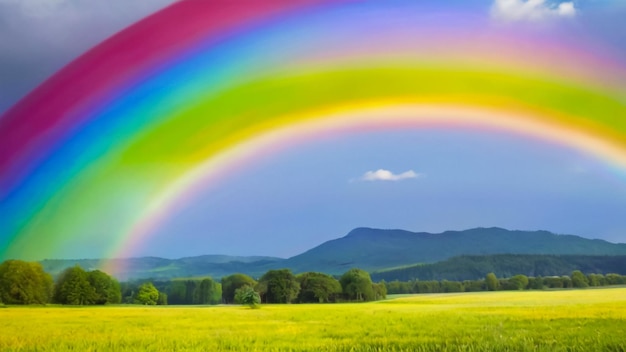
top-left (1, 0), bottom-right (625, 265)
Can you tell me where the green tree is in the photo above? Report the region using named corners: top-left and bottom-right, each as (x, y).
top-left (120, 281), bottom-right (135, 303)
top-left (605, 273), bottom-right (626, 285)
top-left (372, 281), bottom-right (388, 300)
top-left (166, 281), bottom-right (187, 304)
top-left (485, 273), bottom-right (499, 291)
top-left (463, 280), bottom-right (484, 292)
top-left (571, 270), bottom-right (589, 288)
top-left (221, 273), bottom-right (257, 304)
top-left (0, 260), bottom-right (53, 304)
top-left (529, 276), bottom-right (544, 290)
top-left (210, 279), bottom-right (222, 304)
top-left (54, 265), bottom-right (96, 305)
top-left (297, 272), bottom-right (342, 303)
top-left (386, 280), bottom-right (412, 294)
top-left (509, 275), bottom-right (529, 290)
top-left (87, 270), bottom-right (121, 304)
top-left (414, 280), bottom-right (441, 293)
top-left (194, 278), bottom-right (221, 304)
top-left (234, 285), bottom-right (261, 308)
top-left (157, 291), bottom-right (168, 305)
top-left (258, 269), bottom-right (300, 303)
top-left (587, 274), bottom-right (603, 287)
top-left (135, 282), bottom-right (159, 305)
top-left (185, 280), bottom-right (197, 304)
top-left (561, 275), bottom-right (573, 288)
top-left (441, 280), bottom-right (464, 293)
top-left (340, 268), bottom-right (374, 301)
top-left (544, 276), bottom-right (564, 288)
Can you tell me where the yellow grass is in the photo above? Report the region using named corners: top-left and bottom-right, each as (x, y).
top-left (1, 288), bottom-right (625, 351)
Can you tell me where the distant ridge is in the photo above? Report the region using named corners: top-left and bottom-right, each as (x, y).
top-left (39, 227), bottom-right (626, 280)
top-left (280, 227), bottom-right (626, 274)
top-left (40, 255), bottom-right (283, 281)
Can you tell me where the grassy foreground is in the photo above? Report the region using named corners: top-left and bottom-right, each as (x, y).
top-left (1, 288), bottom-right (625, 351)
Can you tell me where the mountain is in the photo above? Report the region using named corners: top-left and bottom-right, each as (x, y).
top-left (370, 254), bottom-right (626, 282)
top-left (279, 227), bottom-right (626, 275)
top-left (38, 227), bottom-right (626, 280)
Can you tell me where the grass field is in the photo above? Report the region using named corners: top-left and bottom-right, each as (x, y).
top-left (1, 288), bottom-right (625, 351)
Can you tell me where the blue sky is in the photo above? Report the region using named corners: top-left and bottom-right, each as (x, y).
top-left (146, 128), bottom-right (626, 258)
top-left (1, 0), bottom-right (625, 259)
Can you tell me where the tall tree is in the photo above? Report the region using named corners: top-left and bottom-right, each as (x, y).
top-left (561, 275), bottom-right (573, 288)
top-left (529, 276), bottom-right (544, 290)
top-left (222, 273), bottom-right (256, 304)
top-left (135, 282), bottom-right (159, 305)
top-left (485, 273), bottom-right (499, 291)
top-left (0, 260), bottom-right (53, 304)
top-left (157, 291), bottom-right (168, 305)
top-left (587, 274), bottom-right (603, 287)
top-left (258, 269), bottom-right (300, 303)
top-left (185, 280), bottom-right (197, 304)
top-left (372, 281), bottom-right (388, 300)
top-left (297, 272), bottom-right (342, 303)
top-left (571, 270), bottom-right (589, 288)
top-left (87, 270), bottom-right (121, 304)
top-left (196, 278), bottom-right (221, 304)
top-left (54, 265), bottom-right (96, 305)
top-left (509, 275), bottom-right (529, 290)
top-left (166, 281), bottom-right (187, 304)
top-left (340, 268), bottom-right (374, 301)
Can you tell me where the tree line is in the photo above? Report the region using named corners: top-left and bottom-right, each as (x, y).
top-left (125, 268), bottom-right (387, 306)
top-left (384, 271), bottom-right (626, 294)
top-left (122, 278), bottom-right (222, 305)
top-left (0, 260), bottom-right (120, 305)
top-left (0, 260), bottom-right (386, 306)
top-left (3, 259), bottom-right (623, 306)
top-left (222, 268), bottom-right (387, 305)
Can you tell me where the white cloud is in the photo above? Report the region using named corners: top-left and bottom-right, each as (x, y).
top-left (491, 0), bottom-right (577, 22)
top-left (359, 169), bottom-right (421, 182)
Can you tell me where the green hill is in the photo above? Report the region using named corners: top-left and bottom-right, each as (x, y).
top-left (39, 227), bottom-right (626, 280)
top-left (371, 254), bottom-right (626, 282)
top-left (280, 227), bottom-right (626, 275)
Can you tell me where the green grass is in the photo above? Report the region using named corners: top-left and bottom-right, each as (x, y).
top-left (1, 288), bottom-right (625, 351)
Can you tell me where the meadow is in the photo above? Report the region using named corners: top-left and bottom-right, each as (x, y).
top-left (1, 288), bottom-right (625, 351)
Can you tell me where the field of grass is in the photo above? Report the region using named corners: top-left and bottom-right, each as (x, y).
top-left (1, 288), bottom-right (625, 351)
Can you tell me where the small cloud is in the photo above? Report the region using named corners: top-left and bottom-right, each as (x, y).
top-left (491, 0), bottom-right (577, 22)
top-left (557, 2), bottom-right (576, 17)
top-left (359, 169), bottom-right (421, 182)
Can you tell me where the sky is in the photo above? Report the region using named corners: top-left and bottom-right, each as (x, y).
top-left (0, 0), bottom-right (177, 113)
top-left (1, 0), bottom-right (626, 259)
top-left (146, 128), bottom-right (626, 258)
